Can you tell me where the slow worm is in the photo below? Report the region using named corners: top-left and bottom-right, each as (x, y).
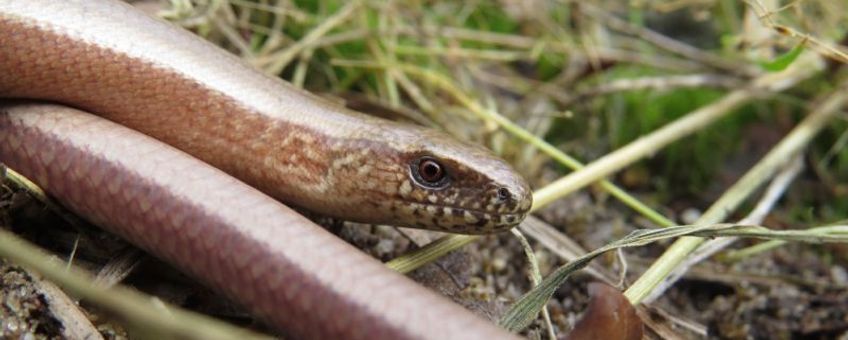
top-left (0, 0), bottom-right (531, 338)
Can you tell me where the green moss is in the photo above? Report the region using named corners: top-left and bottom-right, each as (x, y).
top-left (612, 86), bottom-right (740, 194)
top-left (465, 3), bottom-right (519, 33)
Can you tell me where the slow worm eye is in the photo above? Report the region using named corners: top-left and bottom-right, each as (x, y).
top-left (497, 187), bottom-right (511, 200)
top-left (411, 157), bottom-right (449, 188)
top-left (419, 159), bottom-right (443, 182)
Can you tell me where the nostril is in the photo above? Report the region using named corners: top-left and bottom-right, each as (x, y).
top-left (497, 187), bottom-right (511, 200)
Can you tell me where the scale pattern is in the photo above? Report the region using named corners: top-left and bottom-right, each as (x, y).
top-left (0, 105), bottom-right (515, 339)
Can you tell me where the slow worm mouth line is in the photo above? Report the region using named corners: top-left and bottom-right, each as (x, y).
top-left (402, 200), bottom-right (528, 219)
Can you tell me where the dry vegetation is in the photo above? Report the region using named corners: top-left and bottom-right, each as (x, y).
top-left (3, 0), bottom-right (848, 338)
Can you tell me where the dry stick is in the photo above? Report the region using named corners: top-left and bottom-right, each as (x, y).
top-left (643, 155), bottom-right (804, 303)
top-left (387, 55), bottom-right (820, 274)
top-left (624, 81), bottom-right (848, 304)
top-left (28, 272), bottom-right (104, 340)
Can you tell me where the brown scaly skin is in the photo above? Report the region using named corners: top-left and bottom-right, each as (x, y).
top-left (0, 104), bottom-right (518, 339)
top-left (0, 0), bottom-right (532, 337)
top-left (0, 0), bottom-right (531, 234)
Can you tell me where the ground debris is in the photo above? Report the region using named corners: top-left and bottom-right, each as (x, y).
top-left (0, 261), bottom-right (64, 339)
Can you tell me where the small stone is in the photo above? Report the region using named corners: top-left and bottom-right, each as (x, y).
top-left (832, 265), bottom-right (848, 285)
top-left (680, 208), bottom-right (702, 224)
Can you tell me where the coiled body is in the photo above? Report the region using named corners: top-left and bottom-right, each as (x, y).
top-left (0, 0), bottom-right (531, 338)
top-left (0, 104), bottom-right (513, 339)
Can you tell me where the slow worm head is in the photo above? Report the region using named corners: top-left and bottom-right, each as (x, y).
top-left (0, 0), bottom-right (531, 233)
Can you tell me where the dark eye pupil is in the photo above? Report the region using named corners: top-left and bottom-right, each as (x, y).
top-left (410, 157), bottom-right (449, 188)
top-left (419, 160), bottom-right (443, 182)
top-left (497, 187), bottom-right (510, 200)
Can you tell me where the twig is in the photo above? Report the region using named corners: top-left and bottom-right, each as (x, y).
top-left (28, 270), bottom-right (104, 340)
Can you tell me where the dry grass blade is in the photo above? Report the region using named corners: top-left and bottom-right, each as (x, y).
top-left (0, 228), bottom-right (272, 340)
top-left (643, 155), bottom-right (805, 303)
top-left (500, 221), bottom-right (848, 332)
top-left (746, 0), bottom-right (848, 64)
top-left (579, 3), bottom-right (759, 76)
top-left (625, 80), bottom-right (848, 304)
top-left (264, 0), bottom-right (360, 74)
top-left (532, 54), bottom-right (818, 208)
